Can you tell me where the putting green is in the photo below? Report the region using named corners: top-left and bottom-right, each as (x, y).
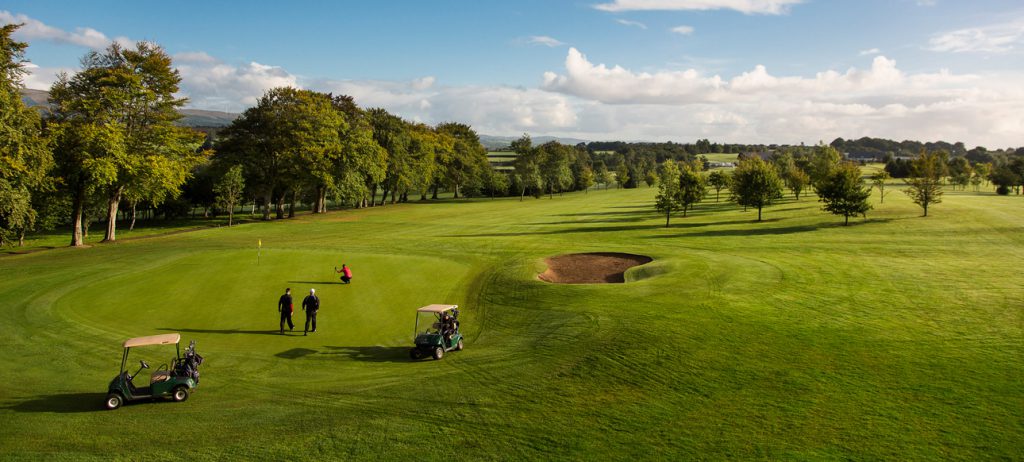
top-left (1, 186), bottom-right (1021, 460)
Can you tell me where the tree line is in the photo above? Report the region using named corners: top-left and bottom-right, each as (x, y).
top-left (0, 27), bottom-right (605, 247)
top-left (654, 144), bottom-right (969, 226)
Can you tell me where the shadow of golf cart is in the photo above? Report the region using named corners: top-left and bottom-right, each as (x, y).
top-left (410, 304), bottom-right (463, 360)
top-left (104, 333), bottom-right (203, 410)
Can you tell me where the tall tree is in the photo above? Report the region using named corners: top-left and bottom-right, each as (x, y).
top-left (435, 122), bottom-right (486, 199)
top-left (677, 162), bottom-right (707, 217)
top-left (218, 87), bottom-right (340, 219)
top-left (512, 135), bottom-right (542, 201)
top-left (815, 162), bottom-right (873, 225)
top-left (538, 142), bottom-right (574, 199)
top-left (367, 108), bottom-right (411, 205)
top-left (654, 160), bottom-right (682, 227)
top-left (707, 170), bottom-right (729, 202)
top-left (329, 95), bottom-right (387, 209)
top-left (614, 156), bottom-right (630, 189)
top-left (730, 156), bottom-right (784, 221)
top-left (904, 150), bottom-right (945, 216)
top-left (0, 24), bottom-right (52, 246)
top-left (872, 170), bottom-right (891, 204)
top-left (49, 42), bottom-right (206, 242)
top-left (784, 166), bottom-right (810, 200)
top-left (214, 165), bottom-right (245, 226)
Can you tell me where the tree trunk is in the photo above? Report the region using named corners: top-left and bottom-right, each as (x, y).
top-left (129, 202), bottom-right (137, 231)
top-left (227, 201), bottom-right (234, 226)
top-left (71, 187), bottom-right (85, 247)
top-left (390, 187), bottom-right (397, 204)
top-left (431, 182), bottom-right (439, 200)
top-left (103, 186), bottom-right (123, 242)
top-left (289, 190), bottom-right (297, 218)
top-left (262, 191), bottom-right (272, 220)
top-left (18, 228), bottom-right (25, 247)
top-left (275, 195), bottom-right (285, 219)
top-left (844, 214), bottom-right (849, 226)
top-left (757, 206), bottom-right (762, 221)
top-left (520, 186), bottom-right (527, 202)
top-left (370, 184), bottom-right (378, 207)
top-left (453, 183), bottom-right (459, 199)
top-left (665, 210), bottom-right (670, 228)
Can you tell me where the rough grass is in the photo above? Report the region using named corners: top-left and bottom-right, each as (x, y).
top-left (0, 183), bottom-right (1021, 460)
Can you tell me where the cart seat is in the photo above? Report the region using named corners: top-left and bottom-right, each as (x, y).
top-left (150, 370), bottom-right (172, 384)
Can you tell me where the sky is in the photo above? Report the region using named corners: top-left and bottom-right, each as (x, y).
top-left (3, 0), bottom-right (1023, 147)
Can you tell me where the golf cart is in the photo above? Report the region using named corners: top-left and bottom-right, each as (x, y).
top-left (410, 304), bottom-right (463, 360)
top-left (104, 333), bottom-right (204, 410)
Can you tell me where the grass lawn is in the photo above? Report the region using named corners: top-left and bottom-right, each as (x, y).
top-left (0, 183), bottom-right (1021, 460)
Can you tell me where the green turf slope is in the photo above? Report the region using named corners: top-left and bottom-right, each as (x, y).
top-left (0, 186), bottom-right (1021, 460)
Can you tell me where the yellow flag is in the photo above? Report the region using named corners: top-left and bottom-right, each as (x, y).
top-left (258, 239), bottom-right (262, 248)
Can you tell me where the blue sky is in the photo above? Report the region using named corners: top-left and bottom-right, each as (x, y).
top-left (3, 0), bottom-right (1023, 146)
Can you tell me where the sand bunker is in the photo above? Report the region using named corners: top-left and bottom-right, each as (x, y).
top-left (538, 252), bottom-right (653, 284)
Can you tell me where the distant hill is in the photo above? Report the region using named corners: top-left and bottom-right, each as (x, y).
top-left (19, 88), bottom-right (239, 128)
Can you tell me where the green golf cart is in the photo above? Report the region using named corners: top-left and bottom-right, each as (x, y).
top-left (104, 333), bottom-right (204, 410)
top-left (410, 304), bottom-right (463, 360)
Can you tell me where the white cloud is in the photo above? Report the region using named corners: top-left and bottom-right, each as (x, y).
top-left (21, 62), bottom-right (73, 90)
top-left (859, 48), bottom-right (881, 56)
top-left (671, 25), bottom-right (695, 36)
top-left (173, 51), bottom-right (217, 64)
top-left (928, 18), bottom-right (1024, 53)
top-left (534, 47), bottom-right (1023, 146)
top-left (0, 10), bottom-right (125, 49)
top-left (176, 59), bottom-right (300, 112)
top-left (525, 35), bottom-right (566, 47)
top-left (916, 0), bottom-right (936, 6)
top-left (615, 19), bottom-right (647, 29)
top-left (593, 0), bottom-right (803, 15)
top-left (311, 78), bottom-right (578, 134)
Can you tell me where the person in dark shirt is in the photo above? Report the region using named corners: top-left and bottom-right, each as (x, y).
top-left (302, 288), bottom-right (320, 336)
top-left (278, 288), bottom-right (294, 334)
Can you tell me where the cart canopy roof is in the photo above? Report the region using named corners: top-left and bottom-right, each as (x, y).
top-left (123, 333), bottom-right (180, 348)
top-left (416, 304), bottom-right (458, 313)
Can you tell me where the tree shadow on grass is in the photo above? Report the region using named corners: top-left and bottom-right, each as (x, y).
top-left (320, 346), bottom-right (410, 363)
top-left (4, 392), bottom-right (109, 413)
top-left (158, 327), bottom-right (282, 336)
top-left (276, 348), bottom-right (318, 359)
top-left (442, 224), bottom-right (658, 238)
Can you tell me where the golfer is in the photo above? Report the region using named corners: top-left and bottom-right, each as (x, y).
top-left (336, 264), bottom-right (353, 284)
top-left (302, 288), bottom-right (320, 336)
top-left (278, 288), bottom-right (294, 334)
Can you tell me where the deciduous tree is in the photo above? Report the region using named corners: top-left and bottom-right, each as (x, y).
top-left (730, 156), bottom-right (784, 221)
top-left (677, 162), bottom-right (707, 217)
top-left (904, 150), bottom-right (945, 216)
top-left (707, 170), bottom-right (729, 202)
top-left (214, 165), bottom-right (245, 226)
top-left (654, 160), bottom-right (682, 227)
top-left (815, 162), bottom-right (872, 225)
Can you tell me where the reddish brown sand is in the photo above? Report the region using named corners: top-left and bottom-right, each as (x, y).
top-left (538, 252), bottom-right (653, 284)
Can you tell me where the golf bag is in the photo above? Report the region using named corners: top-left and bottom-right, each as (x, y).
top-left (173, 340), bottom-right (204, 384)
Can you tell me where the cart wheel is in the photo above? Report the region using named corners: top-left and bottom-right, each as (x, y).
top-left (172, 386), bottom-right (190, 402)
top-left (455, 339), bottom-right (464, 351)
top-left (409, 348), bottom-right (422, 360)
top-left (432, 347), bottom-right (444, 360)
top-left (104, 393), bottom-right (123, 410)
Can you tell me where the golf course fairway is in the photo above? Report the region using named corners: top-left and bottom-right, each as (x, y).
top-left (1, 186), bottom-right (1021, 460)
